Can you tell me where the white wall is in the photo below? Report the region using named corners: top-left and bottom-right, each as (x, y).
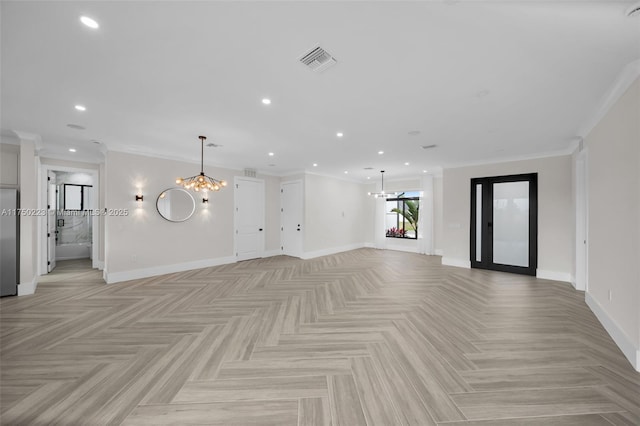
top-left (303, 173), bottom-right (368, 256)
top-left (18, 138), bottom-right (39, 294)
top-left (583, 76), bottom-right (639, 370)
top-left (1, 143), bottom-right (19, 187)
top-left (434, 176), bottom-right (443, 255)
top-left (442, 155), bottom-right (573, 280)
top-left (104, 151), bottom-right (280, 282)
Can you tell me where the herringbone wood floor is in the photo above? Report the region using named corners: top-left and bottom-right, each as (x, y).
top-left (1, 249), bottom-right (638, 425)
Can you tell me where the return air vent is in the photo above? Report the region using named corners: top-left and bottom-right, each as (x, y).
top-left (299, 46), bottom-right (337, 73)
top-left (421, 144), bottom-right (437, 150)
top-left (363, 167), bottom-right (374, 170)
top-left (244, 168), bottom-right (257, 178)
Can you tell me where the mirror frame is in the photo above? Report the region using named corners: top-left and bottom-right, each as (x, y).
top-left (156, 187), bottom-right (196, 222)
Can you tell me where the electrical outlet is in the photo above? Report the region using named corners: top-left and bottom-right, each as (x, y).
top-left (608, 290), bottom-right (612, 301)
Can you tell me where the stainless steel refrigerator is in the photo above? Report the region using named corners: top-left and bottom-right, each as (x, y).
top-left (0, 188), bottom-right (19, 297)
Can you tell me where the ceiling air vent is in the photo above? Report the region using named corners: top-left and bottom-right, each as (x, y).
top-left (244, 168), bottom-right (257, 178)
top-left (422, 144), bottom-right (437, 150)
top-left (299, 46), bottom-right (337, 73)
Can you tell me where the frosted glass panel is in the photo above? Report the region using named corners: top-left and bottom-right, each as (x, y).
top-left (493, 181), bottom-right (529, 267)
top-left (476, 184), bottom-right (482, 262)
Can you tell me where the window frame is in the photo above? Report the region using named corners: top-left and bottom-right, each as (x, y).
top-left (63, 184), bottom-right (93, 211)
top-left (385, 195), bottom-right (419, 240)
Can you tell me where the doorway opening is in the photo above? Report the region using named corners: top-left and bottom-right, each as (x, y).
top-left (470, 173), bottom-right (538, 276)
top-left (39, 165), bottom-right (100, 276)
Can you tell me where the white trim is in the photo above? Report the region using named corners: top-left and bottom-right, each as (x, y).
top-left (263, 249), bottom-right (281, 258)
top-left (18, 276), bottom-right (38, 296)
top-left (105, 256), bottom-right (236, 284)
top-left (536, 269), bottom-right (572, 283)
top-left (301, 243), bottom-right (366, 260)
top-left (578, 59), bottom-right (640, 139)
top-left (585, 292), bottom-right (640, 372)
top-left (95, 260), bottom-right (104, 270)
top-left (364, 242), bottom-right (375, 248)
top-left (435, 249), bottom-right (443, 256)
top-left (441, 257), bottom-right (471, 269)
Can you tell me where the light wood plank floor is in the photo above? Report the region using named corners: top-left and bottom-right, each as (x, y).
top-left (1, 250), bottom-right (639, 425)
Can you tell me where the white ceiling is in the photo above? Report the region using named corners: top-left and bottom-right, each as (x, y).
top-left (2, 1), bottom-right (639, 180)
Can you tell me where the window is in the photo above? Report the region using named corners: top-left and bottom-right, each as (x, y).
top-left (63, 184), bottom-right (92, 211)
top-left (386, 192), bottom-right (420, 239)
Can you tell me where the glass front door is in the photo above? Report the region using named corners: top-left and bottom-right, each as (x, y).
top-left (471, 173), bottom-right (537, 276)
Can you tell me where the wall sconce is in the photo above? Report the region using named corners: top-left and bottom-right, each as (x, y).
top-left (135, 194), bottom-right (144, 202)
top-left (202, 197), bottom-right (209, 204)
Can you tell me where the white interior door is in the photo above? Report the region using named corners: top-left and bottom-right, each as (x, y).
top-left (281, 181), bottom-right (303, 258)
top-left (235, 177), bottom-right (265, 261)
top-left (47, 170), bottom-right (57, 272)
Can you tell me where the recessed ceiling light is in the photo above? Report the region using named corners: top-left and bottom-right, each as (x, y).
top-left (404, 162), bottom-right (410, 166)
top-left (378, 150), bottom-right (384, 155)
top-left (69, 148), bottom-right (77, 153)
top-left (367, 177), bottom-right (371, 180)
top-left (336, 132), bottom-right (344, 138)
top-left (344, 171), bottom-right (348, 174)
top-left (268, 152), bottom-right (274, 156)
top-left (423, 170), bottom-right (428, 173)
top-left (262, 98), bottom-right (271, 105)
top-left (313, 163), bottom-right (318, 167)
top-left (74, 105), bottom-right (86, 111)
top-left (80, 16), bottom-right (99, 29)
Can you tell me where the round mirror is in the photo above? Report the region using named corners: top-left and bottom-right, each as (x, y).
top-left (156, 188), bottom-right (196, 222)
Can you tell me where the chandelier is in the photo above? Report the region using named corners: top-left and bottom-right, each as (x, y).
top-left (176, 136), bottom-right (227, 193)
top-left (368, 170), bottom-right (399, 198)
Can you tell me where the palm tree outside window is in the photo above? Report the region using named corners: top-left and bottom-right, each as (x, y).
top-left (386, 192), bottom-right (419, 239)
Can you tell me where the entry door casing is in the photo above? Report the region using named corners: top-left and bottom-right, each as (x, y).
top-left (470, 173), bottom-right (538, 276)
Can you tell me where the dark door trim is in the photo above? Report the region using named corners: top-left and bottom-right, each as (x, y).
top-left (470, 173), bottom-right (538, 276)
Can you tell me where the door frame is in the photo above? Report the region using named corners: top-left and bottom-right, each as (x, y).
top-left (575, 149), bottom-right (588, 291)
top-left (470, 173), bottom-right (538, 276)
top-left (233, 176), bottom-right (265, 261)
top-left (38, 164), bottom-right (100, 275)
top-left (280, 180), bottom-right (304, 258)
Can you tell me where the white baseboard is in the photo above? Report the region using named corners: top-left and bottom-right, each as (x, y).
top-left (301, 243), bottom-right (366, 260)
top-left (435, 249), bottom-right (443, 256)
top-left (94, 260), bottom-right (105, 271)
top-left (262, 250), bottom-right (281, 258)
top-left (56, 256), bottom-right (91, 261)
top-left (585, 292), bottom-right (640, 372)
top-left (105, 256), bottom-right (236, 284)
top-left (364, 242), bottom-right (375, 248)
top-left (441, 257), bottom-right (470, 269)
top-left (536, 269), bottom-right (572, 283)
top-left (18, 276), bottom-right (38, 296)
